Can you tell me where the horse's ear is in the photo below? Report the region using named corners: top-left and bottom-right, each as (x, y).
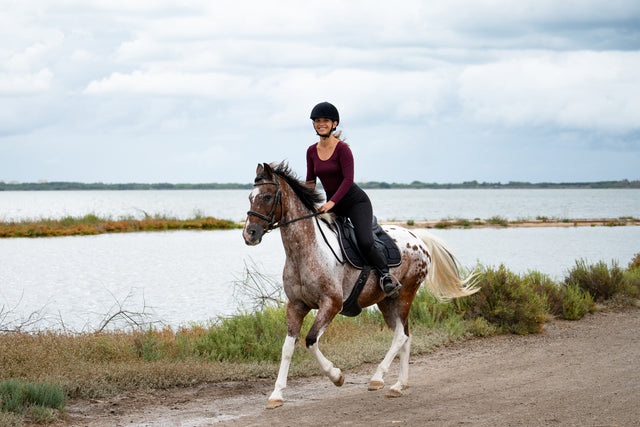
top-left (256, 163), bottom-right (264, 175)
top-left (263, 162), bottom-right (274, 179)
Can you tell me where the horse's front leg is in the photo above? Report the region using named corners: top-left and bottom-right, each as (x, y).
top-left (305, 299), bottom-right (344, 387)
top-left (267, 301), bottom-right (310, 409)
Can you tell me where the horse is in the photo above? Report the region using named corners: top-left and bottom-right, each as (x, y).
top-left (242, 162), bottom-right (478, 409)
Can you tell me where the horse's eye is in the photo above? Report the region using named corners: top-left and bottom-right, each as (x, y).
top-left (263, 194), bottom-right (272, 202)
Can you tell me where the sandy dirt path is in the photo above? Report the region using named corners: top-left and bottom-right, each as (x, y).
top-left (65, 308), bottom-right (640, 426)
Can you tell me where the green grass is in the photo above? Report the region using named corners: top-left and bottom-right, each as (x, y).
top-left (0, 380), bottom-right (66, 422)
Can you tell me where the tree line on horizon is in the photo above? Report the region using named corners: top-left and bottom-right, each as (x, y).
top-left (1, 179), bottom-right (639, 191)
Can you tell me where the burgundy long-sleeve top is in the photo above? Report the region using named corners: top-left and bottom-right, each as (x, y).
top-left (306, 141), bottom-right (354, 205)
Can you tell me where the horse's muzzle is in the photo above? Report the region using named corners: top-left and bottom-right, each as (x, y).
top-left (243, 222), bottom-right (265, 246)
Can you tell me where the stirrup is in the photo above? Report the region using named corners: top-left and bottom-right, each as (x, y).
top-left (380, 273), bottom-right (401, 298)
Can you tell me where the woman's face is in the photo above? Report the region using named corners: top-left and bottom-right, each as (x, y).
top-left (313, 118), bottom-right (337, 136)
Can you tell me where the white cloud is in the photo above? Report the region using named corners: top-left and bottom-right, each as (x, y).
top-left (0, 69), bottom-right (53, 94)
top-left (84, 70), bottom-right (253, 97)
top-left (458, 51), bottom-right (640, 132)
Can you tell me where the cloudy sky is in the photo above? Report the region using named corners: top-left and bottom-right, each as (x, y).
top-left (1, 1), bottom-right (639, 184)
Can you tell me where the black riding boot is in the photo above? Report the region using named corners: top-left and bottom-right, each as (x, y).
top-left (367, 242), bottom-right (401, 297)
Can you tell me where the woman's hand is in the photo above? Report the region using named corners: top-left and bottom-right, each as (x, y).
top-left (319, 200), bottom-right (335, 213)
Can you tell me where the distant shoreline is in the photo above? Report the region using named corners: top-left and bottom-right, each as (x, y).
top-left (2, 216), bottom-right (637, 238)
top-left (1, 179), bottom-right (639, 191)
top-left (383, 217), bottom-right (640, 229)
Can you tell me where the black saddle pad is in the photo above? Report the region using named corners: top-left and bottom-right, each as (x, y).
top-left (332, 215), bottom-right (402, 270)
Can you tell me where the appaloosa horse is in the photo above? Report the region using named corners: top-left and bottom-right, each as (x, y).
top-left (243, 162), bottom-right (478, 409)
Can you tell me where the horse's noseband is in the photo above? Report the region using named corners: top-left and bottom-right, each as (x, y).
top-left (247, 178), bottom-right (322, 232)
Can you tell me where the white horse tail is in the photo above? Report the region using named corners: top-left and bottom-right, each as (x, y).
top-left (414, 229), bottom-right (479, 300)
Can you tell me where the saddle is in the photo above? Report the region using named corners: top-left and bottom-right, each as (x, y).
top-left (320, 215), bottom-right (402, 317)
top-left (332, 215), bottom-right (402, 270)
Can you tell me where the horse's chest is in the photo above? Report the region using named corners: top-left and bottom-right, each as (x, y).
top-left (283, 259), bottom-right (338, 305)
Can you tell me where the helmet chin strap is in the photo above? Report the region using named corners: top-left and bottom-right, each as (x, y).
top-left (314, 123), bottom-right (337, 138)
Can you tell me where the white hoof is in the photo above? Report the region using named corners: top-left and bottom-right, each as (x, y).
top-left (368, 380), bottom-right (384, 391)
top-left (386, 388), bottom-right (403, 398)
top-left (266, 398), bottom-right (283, 409)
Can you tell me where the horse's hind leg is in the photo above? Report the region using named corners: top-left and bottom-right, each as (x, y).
top-left (388, 334), bottom-right (411, 397)
top-left (368, 317), bottom-right (409, 392)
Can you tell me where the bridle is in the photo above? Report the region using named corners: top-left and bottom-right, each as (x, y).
top-left (246, 178), bottom-right (322, 232)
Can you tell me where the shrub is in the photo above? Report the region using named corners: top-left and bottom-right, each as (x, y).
top-left (564, 259), bottom-right (626, 301)
top-left (621, 269), bottom-right (640, 299)
top-left (187, 306), bottom-right (312, 363)
top-left (628, 253), bottom-right (640, 271)
top-left (524, 270), bottom-right (595, 320)
top-left (525, 270), bottom-right (558, 314)
top-left (561, 284), bottom-right (595, 320)
top-left (410, 288), bottom-right (459, 328)
top-left (459, 265), bottom-right (548, 334)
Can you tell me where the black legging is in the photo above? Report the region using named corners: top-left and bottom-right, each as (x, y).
top-left (329, 184), bottom-right (384, 270)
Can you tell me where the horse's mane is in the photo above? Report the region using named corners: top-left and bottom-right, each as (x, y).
top-left (267, 162), bottom-right (324, 212)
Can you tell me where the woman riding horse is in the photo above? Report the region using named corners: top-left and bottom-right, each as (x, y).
top-left (305, 102), bottom-right (400, 297)
top-left (243, 162), bottom-right (478, 408)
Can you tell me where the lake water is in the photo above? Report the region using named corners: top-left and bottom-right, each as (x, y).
top-left (1, 189), bottom-right (639, 331)
top-left (1, 188), bottom-right (639, 222)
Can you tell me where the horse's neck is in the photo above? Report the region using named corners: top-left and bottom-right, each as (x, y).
top-left (278, 187), bottom-right (319, 255)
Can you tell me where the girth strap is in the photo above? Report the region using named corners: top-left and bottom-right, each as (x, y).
top-left (339, 266), bottom-right (372, 317)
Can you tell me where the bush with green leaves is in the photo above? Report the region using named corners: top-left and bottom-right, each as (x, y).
top-left (561, 284), bottom-right (595, 320)
top-left (524, 269), bottom-right (594, 320)
top-left (185, 306), bottom-right (313, 363)
top-left (525, 270), bottom-right (560, 314)
top-left (458, 265), bottom-right (548, 334)
top-left (565, 259), bottom-right (627, 301)
top-left (621, 269), bottom-right (640, 300)
top-left (410, 288), bottom-right (461, 328)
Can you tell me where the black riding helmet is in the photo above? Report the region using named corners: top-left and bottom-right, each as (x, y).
top-left (310, 102), bottom-right (339, 126)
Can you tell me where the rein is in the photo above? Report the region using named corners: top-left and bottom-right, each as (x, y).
top-left (247, 179), bottom-right (322, 232)
top-left (315, 216), bottom-right (346, 264)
